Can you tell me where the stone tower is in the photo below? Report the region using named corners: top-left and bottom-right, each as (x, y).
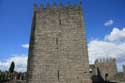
top-left (95, 58), bottom-right (117, 80)
top-left (27, 2), bottom-right (91, 83)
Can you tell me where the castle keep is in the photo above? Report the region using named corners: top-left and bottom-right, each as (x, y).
top-left (27, 2), bottom-right (91, 83)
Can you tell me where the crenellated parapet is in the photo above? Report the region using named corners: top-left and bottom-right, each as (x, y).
top-left (95, 57), bottom-right (117, 80)
top-left (39, 3), bottom-right (44, 12)
top-left (33, 4), bottom-right (39, 13)
top-left (33, 0), bottom-right (83, 13)
top-left (95, 58), bottom-right (116, 64)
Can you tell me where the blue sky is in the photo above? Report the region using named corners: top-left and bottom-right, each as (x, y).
top-left (0, 0), bottom-right (125, 72)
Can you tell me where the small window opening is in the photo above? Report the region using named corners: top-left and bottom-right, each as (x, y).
top-left (59, 19), bottom-right (61, 25)
top-left (56, 38), bottom-right (58, 45)
top-left (56, 38), bottom-right (58, 49)
top-left (57, 70), bottom-right (59, 80)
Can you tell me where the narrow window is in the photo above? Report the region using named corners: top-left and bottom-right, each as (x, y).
top-left (59, 19), bottom-right (61, 25)
top-left (56, 38), bottom-right (58, 49)
top-left (57, 70), bottom-right (60, 80)
top-left (56, 38), bottom-right (58, 45)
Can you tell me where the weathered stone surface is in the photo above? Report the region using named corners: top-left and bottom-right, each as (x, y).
top-left (95, 58), bottom-right (117, 80)
top-left (27, 5), bottom-right (91, 83)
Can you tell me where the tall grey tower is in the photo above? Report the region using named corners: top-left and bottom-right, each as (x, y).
top-left (27, 2), bottom-right (91, 83)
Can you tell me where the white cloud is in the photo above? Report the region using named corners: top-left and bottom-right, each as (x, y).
top-left (104, 20), bottom-right (114, 26)
top-left (88, 40), bottom-right (125, 64)
top-left (0, 54), bottom-right (28, 72)
top-left (105, 28), bottom-right (125, 41)
top-left (88, 27), bottom-right (125, 71)
top-left (22, 44), bottom-right (29, 48)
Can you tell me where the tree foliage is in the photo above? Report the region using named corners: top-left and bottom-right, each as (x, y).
top-left (9, 61), bottom-right (15, 73)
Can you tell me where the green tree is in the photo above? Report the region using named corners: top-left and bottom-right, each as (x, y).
top-left (9, 61), bottom-right (15, 73)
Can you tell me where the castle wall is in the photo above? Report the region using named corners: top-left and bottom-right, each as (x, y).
top-left (27, 4), bottom-right (91, 83)
top-left (95, 58), bottom-right (117, 81)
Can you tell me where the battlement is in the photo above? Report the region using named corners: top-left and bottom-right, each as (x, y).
top-left (33, 0), bottom-right (82, 13)
top-left (95, 58), bottom-right (116, 64)
top-left (95, 58), bottom-right (117, 80)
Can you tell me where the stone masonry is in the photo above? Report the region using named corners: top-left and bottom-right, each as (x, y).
top-left (95, 58), bottom-right (117, 80)
top-left (27, 3), bottom-right (91, 83)
top-left (90, 58), bottom-right (125, 83)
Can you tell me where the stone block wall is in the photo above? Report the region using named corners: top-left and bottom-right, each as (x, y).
top-left (27, 3), bottom-right (91, 83)
top-left (95, 58), bottom-right (117, 80)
